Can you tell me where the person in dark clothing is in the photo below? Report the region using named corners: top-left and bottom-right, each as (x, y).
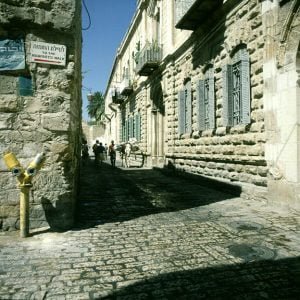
top-left (92, 140), bottom-right (100, 164)
top-left (98, 142), bottom-right (105, 165)
top-left (108, 140), bottom-right (116, 167)
top-left (82, 140), bottom-right (89, 159)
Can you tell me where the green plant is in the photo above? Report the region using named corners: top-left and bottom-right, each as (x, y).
top-left (87, 91), bottom-right (105, 122)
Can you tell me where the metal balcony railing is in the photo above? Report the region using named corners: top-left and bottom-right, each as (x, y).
top-left (175, 0), bottom-right (223, 30)
top-left (175, 0), bottom-right (196, 25)
top-left (135, 42), bottom-right (162, 76)
top-left (119, 77), bottom-right (133, 96)
top-left (111, 88), bottom-right (124, 104)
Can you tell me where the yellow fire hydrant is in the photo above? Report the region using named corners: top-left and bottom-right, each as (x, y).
top-left (3, 152), bottom-right (46, 238)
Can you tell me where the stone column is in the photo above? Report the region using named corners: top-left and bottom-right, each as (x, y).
top-left (263, 0), bottom-right (300, 208)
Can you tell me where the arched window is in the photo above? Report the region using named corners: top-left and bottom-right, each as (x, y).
top-left (222, 46), bottom-right (251, 126)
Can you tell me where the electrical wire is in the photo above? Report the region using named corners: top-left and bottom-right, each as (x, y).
top-left (82, 0), bottom-right (91, 31)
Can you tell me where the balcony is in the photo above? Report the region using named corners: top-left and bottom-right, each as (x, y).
top-left (175, 0), bottom-right (223, 30)
top-left (111, 88), bottom-right (124, 104)
top-left (135, 42), bottom-right (162, 76)
top-left (119, 78), bottom-right (133, 96)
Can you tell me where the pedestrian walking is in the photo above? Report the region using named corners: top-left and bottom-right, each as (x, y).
top-left (120, 143), bottom-right (126, 167)
top-left (124, 142), bottom-right (132, 168)
top-left (92, 140), bottom-right (100, 165)
top-left (109, 140), bottom-right (116, 167)
top-left (98, 142), bottom-right (105, 165)
top-left (104, 143), bottom-right (108, 160)
top-left (81, 140), bottom-right (89, 159)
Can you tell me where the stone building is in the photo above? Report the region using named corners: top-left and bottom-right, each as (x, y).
top-left (0, 0), bottom-right (82, 231)
top-left (104, 0), bottom-right (300, 209)
top-left (82, 120), bottom-right (106, 147)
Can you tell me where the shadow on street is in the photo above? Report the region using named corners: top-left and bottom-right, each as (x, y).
top-left (100, 256), bottom-right (300, 299)
top-left (75, 157), bottom-right (239, 229)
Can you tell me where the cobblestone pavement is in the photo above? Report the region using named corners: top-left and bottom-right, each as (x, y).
top-left (1, 157), bottom-right (300, 299)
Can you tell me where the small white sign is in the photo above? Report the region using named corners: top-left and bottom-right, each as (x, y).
top-left (29, 41), bottom-right (66, 66)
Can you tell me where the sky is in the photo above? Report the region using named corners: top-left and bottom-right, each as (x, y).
top-left (81, 0), bottom-right (137, 121)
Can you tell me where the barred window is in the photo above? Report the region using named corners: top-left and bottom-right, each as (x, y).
top-left (178, 79), bottom-right (192, 135)
top-left (134, 112), bottom-right (141, 142)
top-left (222, 47), bottom-right (250, 126)
top-left (197, 67), bottom-right (215, 130)
top-left (121, 110), bottom-right (126, 142)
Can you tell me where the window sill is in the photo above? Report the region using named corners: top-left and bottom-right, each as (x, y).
top-left (179, 132), bottom-right (192, 139)
top-left (201, 129), bottom-right (214, 137)
top-left (229, 124), bottom-right (248, 134)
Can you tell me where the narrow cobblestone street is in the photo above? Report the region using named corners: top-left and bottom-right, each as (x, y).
top-left (1, 157), bottom-right (300, 299)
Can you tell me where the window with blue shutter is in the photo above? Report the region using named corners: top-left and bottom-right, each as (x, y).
top-left (178, 80), bottom-right (192, 135)
top-left (178, 90), bottom-right (185, 135)
top-left (197, 68), bottom-right (215, 131)
top-left (135, 113), bottom-right (141, 141)
top-left (197, 80), bottom-right (205, 131)
top-left (240, 50), bottom-right (251, 124)
top-left (222, 64), bottom-right (233, 126)
top-left (208, 70), bottom-right (215, 129)
top-left (139, 113), bottom-right (142, 141)
top-left (121, 110), bottom-right (126, 142)
top-left (185, 80), bottom-right (192, 133)
top-left (128, 118), bottom-right (131, 139)
top-left (222, 46), bottom-right (250, 126)
top-left (126, 118), bottom-right (129, 141)
top-left (128, 116), bottom-right (134, 139)
top-left (18, 76), bottom-right (33, 96)
top-left (132, 116), bottom-right (135, 138)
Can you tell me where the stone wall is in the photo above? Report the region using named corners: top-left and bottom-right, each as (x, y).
top-left (0, 0), bottom-right (82, 231)
top-left (164, 0), bottom-right (267, 198)
top-left (105, 0), bottom-right (300, 206)
top-left (263, 0), bottom-right (300, 208)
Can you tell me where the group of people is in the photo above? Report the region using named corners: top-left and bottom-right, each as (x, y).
top-left (82, 139), bottom-right (137, 168)
top-left (82, 139), bottom-right (117, 167)
top-left (92, 140), bottom-right (117, 167)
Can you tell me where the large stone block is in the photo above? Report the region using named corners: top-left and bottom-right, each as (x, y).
top-left (0, 95), bottom-right (19, 112)
top-left (0, 113), bottom-right (14, 129)
top-left (41, 112), bottom-right (70, 131)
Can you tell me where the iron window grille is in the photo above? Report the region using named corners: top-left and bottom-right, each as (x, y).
top-left (178, 80), bottom-right (192, 135)
top-left (197, 68), bottom-right (215, 131)
top-left (222, 47), bottom-right (250, 127)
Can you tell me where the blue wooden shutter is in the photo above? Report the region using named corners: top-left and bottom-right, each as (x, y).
top-left (18, 76), bottom-right (33, 96)
top-left (208, 74), bottom-right (215, 129)
top-left (186, 81), bottom-right (192, 133)
top-left (130, 117), bottom-right (134, 138)
top-left (178, 90), bottom-right (185, 134)
top-left (122, 125), bottom-right (125, 142)
top-left (138, 113), bottom-right (142, 141)
top-left (135, 113), bottom-right (141, 141)
top-left (134, 114), bottom-right (138, 140)
top-left (119, 116), bottom-right (123, 142)
top-left (222, 64), bottom-right (233, 126)
top-left (139, 113), bottom-right (142, 141)
top-left (132, 116), bottom-right (135, 138)
top-left (240, 50), bottom-right (251, 124)
top-left (197, 80), bottom-right (205, 131)
top-left (125, 118), bottom-right (129, 141)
